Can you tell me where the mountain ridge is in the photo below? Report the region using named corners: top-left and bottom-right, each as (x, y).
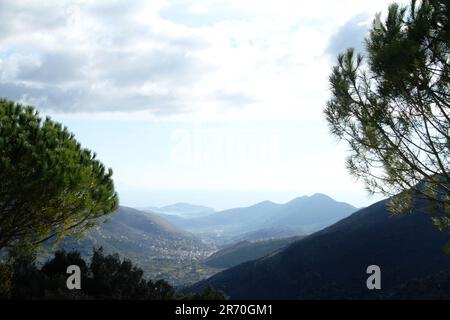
top-left (141, 202), bottom-right (215, 219)
top-left (158, 194), bottom-right (357, 243)
top-left (203, 236), bottom-right (304, 269)
top-left (188, 197), bottom-right (450, 299)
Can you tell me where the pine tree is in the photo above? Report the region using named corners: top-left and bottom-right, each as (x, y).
top-left (0, 98), bottom-right (119, 252)
top-left (325, 0), bottom-right (450, 228)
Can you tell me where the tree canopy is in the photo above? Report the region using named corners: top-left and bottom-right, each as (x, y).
top-left (0, 98), bottom-right (119, 252)
top-left (325, 0), bottom-right (449, 228)
top-left (0, 248), bottom-right (226, 300)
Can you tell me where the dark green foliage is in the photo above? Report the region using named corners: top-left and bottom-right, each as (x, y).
top-left (148, 279), bottom-right (178, 300)
top-left (3, 248), bottom-right (225, 300)
top-left (8, 252), bottom-right (70, 299)
top-left (42, 250), bottom-right (88, 277)
top-left (0, 98), bottom-right (119, 253)
top-left (87, 248), bottom-right (155, 299)
top-left (0, 264), bottom-right (13, 299)
top-left (324, 1), bottom-right (450, 227)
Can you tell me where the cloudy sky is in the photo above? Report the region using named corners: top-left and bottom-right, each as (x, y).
top-left (0, 0), bottom-right (407, 209)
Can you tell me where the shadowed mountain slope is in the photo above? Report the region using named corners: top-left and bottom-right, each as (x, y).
top-left (189, 198), bottom-right (450, 299)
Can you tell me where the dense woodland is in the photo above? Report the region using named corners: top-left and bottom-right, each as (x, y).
top-left (0, 248), bottom-right (225, 300)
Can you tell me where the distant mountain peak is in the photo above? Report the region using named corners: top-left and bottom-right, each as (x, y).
top-left (285, 193), bottom-right (355, 209)
top-left (165, 202), bottom-right (192, 207)
top-left (285, 195), bottom-right (308, 204)
top-left (309, 193), bottom-right (332, 199)
top-left (161, 202), bottom-right (214, 211)
top-left (253, 200), bottom-right (277, 207)
top-left (159, 193), bottom-right (356, 242)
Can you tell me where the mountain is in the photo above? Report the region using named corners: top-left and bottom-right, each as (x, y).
top-left (189, 197), bottom-right (450, 299)
top-left (163, 200), bottom-right (282, 234)
top-left (228, 227), bottom-right (300, 243)
top-left (203, 236), bottom-right (303, 269)
top-left (43, 206), bottom-right (216, 286)
top-left (263, 193), bottom-right (356, 231)
top-left (389, 270), bottom-right (450, 299)
top-left (159, 194), bottom-right (356, 242)
top-left (142, 203), bottom-right (215, 219)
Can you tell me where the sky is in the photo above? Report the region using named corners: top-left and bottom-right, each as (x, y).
top-left (0, 0), bottom-right (409, 210)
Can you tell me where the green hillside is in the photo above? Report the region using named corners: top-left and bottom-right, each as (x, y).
top-left (203, 236), bottom-right (303, 269)
top-left (41, 206), bottom-right (217, 286)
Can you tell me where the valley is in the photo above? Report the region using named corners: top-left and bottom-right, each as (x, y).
top-left (41, 206), bottom-right (218, 286)
top-left (42, 193), bottom-right (354, 287)
top-left (41, 191), bottom-right (450, 299)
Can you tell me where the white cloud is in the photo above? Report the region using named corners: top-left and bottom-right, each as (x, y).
top-left (1, 0), bottom-right (416, 208)
top-left (0, 0), bottom-right (409, 120)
